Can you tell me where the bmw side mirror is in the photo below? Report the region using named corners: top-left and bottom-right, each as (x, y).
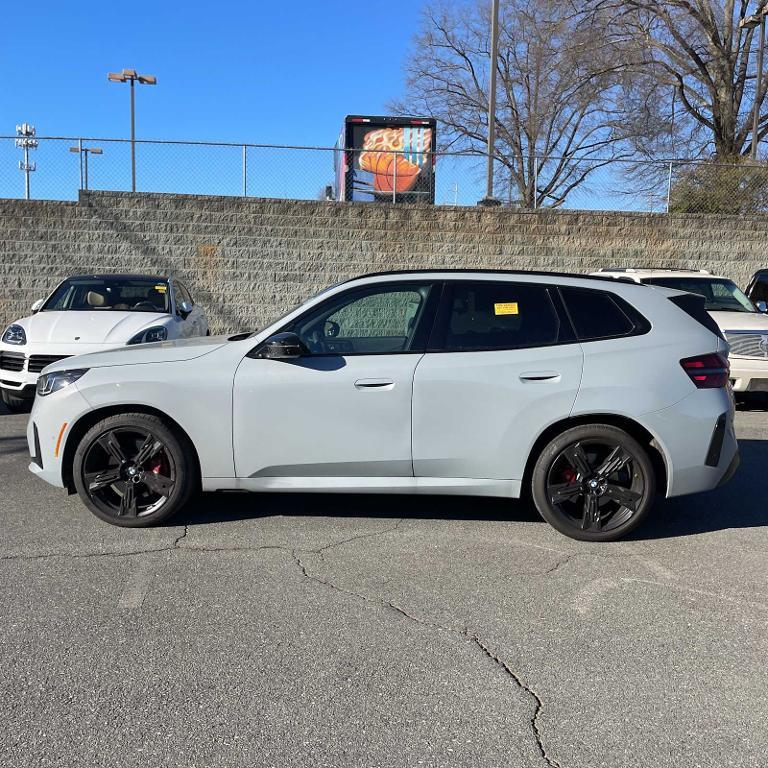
top-left (757, 300), bottom-right (768, 313)
top-left (178, 300), bottom-right (193, 319)
top-left (252, 332), bottom-right (309, 360)
top-left (31, 299), bottom-right (44, 313)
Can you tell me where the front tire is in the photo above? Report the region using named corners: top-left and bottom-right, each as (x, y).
top-left (531, 424), bottom-right (655, 542)
top-left (73, 413), bottom-right (197, 527)
top-left (1, 388), bottom-right (31, 413)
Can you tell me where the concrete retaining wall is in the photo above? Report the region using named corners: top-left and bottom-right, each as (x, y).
top-left (1, 191), bottom-right (765, 333)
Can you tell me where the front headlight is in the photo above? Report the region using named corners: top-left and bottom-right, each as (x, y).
top-left (36, 369), bottom-right (89, 397)
top-left (127, 326), bottom-right (168, 345)
top-left (2, 324), bottom-right (26, 345)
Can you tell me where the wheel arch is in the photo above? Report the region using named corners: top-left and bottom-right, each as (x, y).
top-left (61, 404), bottom-right (202, 493)
top-left (521, 413), bottom-right (669, 498)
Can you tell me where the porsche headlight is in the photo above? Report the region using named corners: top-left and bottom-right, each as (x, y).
top-left (127, 326), bottom-right (168, 345)
top-left (36, 369), bottom-right (89, 397)
top-left (2, 324), bottom-right (26, 345)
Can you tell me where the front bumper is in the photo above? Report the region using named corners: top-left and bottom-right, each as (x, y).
top-left (26, 384), bottom-right (94, 489)
top-left (0, 343), bottom-right (124, 393)
top-left (729, 357), bottom-right (768, 392)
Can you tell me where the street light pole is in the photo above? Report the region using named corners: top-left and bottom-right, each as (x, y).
top-left (108, 69), bottom-right (157, 191)
top-left (480, 0), bottom-right (501, 206)
top-left (130, 76), bottom-right (136, 191)
top-left (70, 146), bottom-right (104, 191)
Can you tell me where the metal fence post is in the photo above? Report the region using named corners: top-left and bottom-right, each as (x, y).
top-left (242, 145), bottom-right (248, 197)
top-left (392, 150), bottom-right (397, 204)
top-left (78, 138), bottom-right (84, 191)
top-left (666, 161), bottom-right (673, 213)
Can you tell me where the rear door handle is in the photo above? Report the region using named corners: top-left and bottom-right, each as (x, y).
top-left (354, 378), bottom-right (395, 391)
top-left (519, 371), bottom-right (561, 382)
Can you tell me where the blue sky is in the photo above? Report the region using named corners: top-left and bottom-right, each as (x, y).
top-left (0, 0), bottom-right (414, 145)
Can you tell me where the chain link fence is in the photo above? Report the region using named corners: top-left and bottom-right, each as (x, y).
top-left (1, 135), bottom-right (767, 214)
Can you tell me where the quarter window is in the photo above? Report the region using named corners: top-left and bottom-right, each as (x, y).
top-left (292, 284), bottom-right (432, 355)
top-left (432, 282), bottom-right (565, 352)
top-left (560, 287), bottom-right (646, 341)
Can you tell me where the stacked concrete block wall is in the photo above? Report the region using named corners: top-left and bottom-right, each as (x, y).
top-left (1, 190), bottom-right (766, 333)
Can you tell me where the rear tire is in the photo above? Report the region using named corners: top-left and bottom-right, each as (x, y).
top-left (531, 424), bottom-right (656, 542)
top-left (73, 412), bottom-right (197, 528)
top-left (1, 388), bottom-right (31, 413)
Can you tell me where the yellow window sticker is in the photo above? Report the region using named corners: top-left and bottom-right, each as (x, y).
top-left (494, 302), bottom-right (519, 316)
top-left (155, 284), bottom-right (168, 293)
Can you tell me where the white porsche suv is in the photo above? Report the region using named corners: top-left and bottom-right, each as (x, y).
top-left (26, 270), bottom-right (737, 542)
top-left (0, 274), bottom-right (208, 411)
top-left (593, 269), bottom-right (768, 394)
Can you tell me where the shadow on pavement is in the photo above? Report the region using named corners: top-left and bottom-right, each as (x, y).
top-left (172, 439), bottom-right (768, 540)
top-left (173, 487), bottom-right (538, 527)
top-left (0, 434), bottom-right (29, 457)
top-left (736, 395), bottom-right (768, 412)
top-left (634, 437), bottom-right (767, 540)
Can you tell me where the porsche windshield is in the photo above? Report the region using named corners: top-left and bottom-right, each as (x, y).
top-left (644, 277), bottom-right (756, 313)
top-left (41, 278), bottom-right (171, 313)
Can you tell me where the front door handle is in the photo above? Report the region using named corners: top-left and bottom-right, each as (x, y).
top-left (354, 378), bottom-right (395, 391)
top-left (519, 371), bottom-right (561, 382)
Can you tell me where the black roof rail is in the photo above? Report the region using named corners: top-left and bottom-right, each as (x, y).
top-left (341, 268), bottom-right (644, 285)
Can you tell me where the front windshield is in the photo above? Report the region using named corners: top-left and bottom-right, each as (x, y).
top-left (42, 278), bottom-right (171, 313)
top-left (644, 277), bottom-right (756, 313)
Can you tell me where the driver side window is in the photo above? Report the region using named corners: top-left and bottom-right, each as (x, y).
top-left (293, 285), bottom-right (431, 355)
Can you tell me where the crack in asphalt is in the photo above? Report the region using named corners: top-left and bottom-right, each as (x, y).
top-left (468, 633), bottom-right (562, 768)
top-left (173, 525), bottom-right (189, 548)
top-left (0, 519), bottom-right (405, 563)
top-left (542, 553), bottom-right (573, 576)
top-left (292, 544), bottom-right (561, 768)
top-left (1, 516), bottom-right (562, 764)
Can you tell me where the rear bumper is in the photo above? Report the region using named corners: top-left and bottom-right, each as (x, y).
top-left (641, 388), bottom-right (739, 498)
top-left (717, 451), bottom-right (740, 488)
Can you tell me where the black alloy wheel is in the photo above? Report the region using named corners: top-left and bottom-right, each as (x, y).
top-left (531, 424), bottom-right (655, 542)
top-left (73, 413), bottom-right (196, 527)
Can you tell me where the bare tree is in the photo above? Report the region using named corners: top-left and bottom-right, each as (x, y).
top-left (595, 1), bottom-right (768, 159)
top-left (392, 0), bottom-right (629, 208)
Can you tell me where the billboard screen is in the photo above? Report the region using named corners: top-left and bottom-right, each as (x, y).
top-left (339, 117), bottom-right (436, 203)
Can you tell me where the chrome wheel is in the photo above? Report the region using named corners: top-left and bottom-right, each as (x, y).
top-left (546, 439), bottom-right (645, 534)
top-left (81, 427), bottom-right (176, 519)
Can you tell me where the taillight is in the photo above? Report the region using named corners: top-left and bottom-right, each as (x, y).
top-left (680, 353), bottom-right (730, 389)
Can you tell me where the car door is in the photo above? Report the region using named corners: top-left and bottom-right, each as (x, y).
top-left (232, 281), bottom-right (439, 479)
top-left (412, 280), bottom-right (584, 481)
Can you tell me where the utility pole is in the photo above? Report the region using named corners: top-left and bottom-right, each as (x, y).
top-left (740, 7), bottom-right (768, 160)
top-left (15, 124), bottom-right (38, 200)
top-left (480, 0), bottom-right (501, 206)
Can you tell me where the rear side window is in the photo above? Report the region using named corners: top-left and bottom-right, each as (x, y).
top-left (560, 287), bottom-right (649, 341)
top-left (430, 281), bottom-right (569, 352)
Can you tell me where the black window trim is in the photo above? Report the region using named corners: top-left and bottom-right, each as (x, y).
top-left (558, 286), bottom-right (652, 343)
top-left (257, 280), bottom-right (442, 358)
top-left (178, 281), bottom-right (195, 306)
top-left (426, 278), bottom-right (578, 354)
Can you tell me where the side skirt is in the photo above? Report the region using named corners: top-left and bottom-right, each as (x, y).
top-left (202, 476), bottom-right (521, 498)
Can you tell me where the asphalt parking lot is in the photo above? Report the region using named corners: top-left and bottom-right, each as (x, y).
top-left (1, 404), bottom-right (767, 768)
